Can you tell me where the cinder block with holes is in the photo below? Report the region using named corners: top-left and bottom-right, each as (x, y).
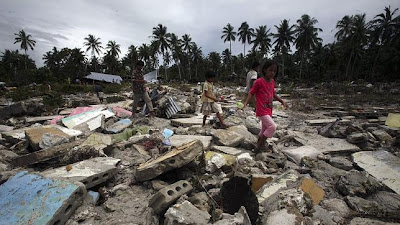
top-left (0, 171), bottom-right (86, 225)
top-left (41, 157), bottom-right (120, 189)
top-left (135, 140), bottom-right (203, 181)
top-left (149, 180), bottom-right (193, 214)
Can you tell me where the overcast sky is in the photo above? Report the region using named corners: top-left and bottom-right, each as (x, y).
top-left (1, 0), bottom-right (399, 66)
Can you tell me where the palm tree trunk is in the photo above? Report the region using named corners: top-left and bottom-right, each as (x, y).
top-left (230, 41), bottom-right (233, 73)
top-left (178, 62), bottom-right (182, 80)
top-left (282, 54), bottom-right (285, 77)
top-left (187, 51), bottom-right (191, 81)
top-left (345, 50), bottom-right (353, 79)
top-left (243, 44), bottom-right (246, 58)
top-left (299, 52), bottom-right (304, 79)
top-left (24, 50), bottom-right (27, 70)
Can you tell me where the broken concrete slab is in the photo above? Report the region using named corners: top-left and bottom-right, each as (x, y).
top-left (0, 125), bottom-right (13, 132)
top-left (164, 200), bottom-right (210, 225)
top-left (1, 127), bottom-right (29, 143)
top-left (24, 115), bottom-right (62, 123)
top-left (329, 157), bottom-right (353, 171)
top-left (212, 129), bottom-right (244, 147)
top-left (306, 118), bottom-right (351, 126)
top-left (0, 171), bottom-right (86, 225)
top-left (281, 146), bottom-right (321, 165)
top-left (171, 115), bottom-right (206, 127)
top-left (349, 217), bottom-right (400, 225)
top-left (80, 133), bottom-right (112, 152)
top-left (12, 139), bottom-right (84, 167)
top-left (212, 145), bottom-right (245, 156)
top-left (228, 125), bottom-right (257, 149)
top-left (205, 151), bottom-right (235, 172)
top-left (256, 170), bottom-right (299, 203)
top-left (347, 132), bottom-right (368, 144)
top-left (149, 180), bottom-right (193, 214)
top-left (105, 118), bottom-right (132, 134)
top-left (336, 170), bottom-right (382, 197)
top-left (25, 126), bottom-right (70, 151)
top-left (289, 131), bottom-right (360, 153)
top-left (385, 113), bottom-right (400, 128)
top-left (371, 129), bottom-right (393, 142)
top-left (135, 140), bottom-right (203, 181)
top-left (41, 157), bottom-right (120, 189)
top-left (352, 150), bottom-right (400, 195)
top-left (213, 206), bottom-right (251, 225)
top-left (169, 135), bottom-right (212, 150)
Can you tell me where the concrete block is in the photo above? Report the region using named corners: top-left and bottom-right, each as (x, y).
top-left (264, 208), bottom-right (304, 225)
top-left (135, 140), bottom-right (203, 181)
top-left (0, 171), bottom-right (86, 225)
top-left (281, 146), bottom-right (321, 165)
top-left (212, 129), bottom-right (244, 147)
top-left (170, 135), bottom-right (212, 150)
top-left (25, 126), bottom-right (70, 151)
top-left (212, 145), bottom-right (245, 156)
top-left (12, 139), bottom-right (84, 167)
top-left (352, 150), bottom-right (400, 195)
top-left (0, 125), bottom-right (14, 132)
top-left (164, 200), bottom-right (210, 225)
top-left (385, 113), bottom-right (400, 128)
top-left (149, 180), bottom-right (193, 214)
top-left (87, 191), bottom-right (100, 205)
top-left (1, 127), bottom-right (29, 143)
top-left (41, 157), bottom-right (120, 189)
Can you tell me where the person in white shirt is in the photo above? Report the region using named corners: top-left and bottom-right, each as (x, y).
top-left (245, 61), bottom-right (260, 94)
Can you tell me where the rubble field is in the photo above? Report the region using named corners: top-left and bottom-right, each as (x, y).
top-left (0, 82), bottom-right (399, 225)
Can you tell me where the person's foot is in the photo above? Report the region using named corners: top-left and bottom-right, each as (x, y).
top-left (149, 111), bottom-right (155, 117)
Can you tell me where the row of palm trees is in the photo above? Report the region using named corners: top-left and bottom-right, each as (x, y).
top-left (2, 5), bottom-right (399, 85)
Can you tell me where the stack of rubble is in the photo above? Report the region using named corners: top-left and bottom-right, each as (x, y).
top-left (0, 83), bottom-right (399, 225)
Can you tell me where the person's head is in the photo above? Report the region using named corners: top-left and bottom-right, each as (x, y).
top-left (261, 60), bottom-right (278, 80)
top-left (251, 61), bottom-right (261, 72)
top-left (205, 71), bottom-right (217, 82)
top-left (136, 60), bottom-right (145, 71)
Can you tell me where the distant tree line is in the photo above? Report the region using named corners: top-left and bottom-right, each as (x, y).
top-left (0, 6), bottom-right (399, 86)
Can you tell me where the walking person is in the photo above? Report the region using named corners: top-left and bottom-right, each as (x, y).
top-left (131, 60), bottom-right (154, 117)
top-left (243, 60), bottom-right (288, 151)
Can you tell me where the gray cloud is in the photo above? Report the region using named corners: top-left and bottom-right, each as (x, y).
top-left (1, 0), bottom-right (399, 66)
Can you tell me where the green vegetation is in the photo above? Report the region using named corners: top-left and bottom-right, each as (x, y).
top-left (0, 6), bottom-right (399, 88)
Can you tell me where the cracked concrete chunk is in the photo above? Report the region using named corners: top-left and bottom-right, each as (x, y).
top-left (263, 208), bottom-right (304, 225)
top-left (135, 140), bottom-right (203, 181)
top-left (41, 157), bottom-right (120, 189)
top-left (282, 146), bottom-right (321, 165)
top-left (352, 150), bottom-right (400, 195)
top-left (169, 135), bottom-right (212, 150)
top-left (164, 200), bottom-right (210, 225)
top-left (212, 129), bottom-right (244, 147)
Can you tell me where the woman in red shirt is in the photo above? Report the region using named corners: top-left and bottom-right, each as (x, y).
top-left (243, 60), bottom-right (288, 152)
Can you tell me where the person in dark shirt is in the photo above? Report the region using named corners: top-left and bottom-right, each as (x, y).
top-left (131, 60), bottom-right (154, 117)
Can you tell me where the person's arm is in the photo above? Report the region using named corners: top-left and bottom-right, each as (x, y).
top-left (243, 93), bottom-right (253, 108)
top-left (274, 92), bottom-right (288, 109)
top-left (204, 90), bottom-right (218, 102)
top-left (249, 78), bottom-right (256, 89)
top-left (132, 71), bottom-right (146, 83)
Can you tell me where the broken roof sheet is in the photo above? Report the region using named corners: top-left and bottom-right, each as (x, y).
top-left (85, 72), bottom-right (123, 84)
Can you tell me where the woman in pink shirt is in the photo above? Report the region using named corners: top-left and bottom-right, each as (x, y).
top-left (243, 60), bottom-right (288, 152)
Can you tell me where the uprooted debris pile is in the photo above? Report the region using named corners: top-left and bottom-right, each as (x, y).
top-left (0, 83), bottom-right (399, 225)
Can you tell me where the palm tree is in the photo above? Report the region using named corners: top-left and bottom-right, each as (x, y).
top-left (273, 19), bottom-right (296, 77)
top-left (191, 43), bottom-right (203, 80)
top-left (14, 29), bottom-right (36, 69)
top-left (152, 24), bottom-right (171, 80)
top-left (237, 22), bottom-right (254, 57)
top-left (181, 34), bottom-right (193, 80)
top-left (295, 14), bottom-right (322, 78)
top-left (221, 23), bottom-right (237, 73)
top-left (138, 44), bottom-right (151, 62)
top-left (368, 6), bottom-right (399, 75)
top-left (83, 34), bottom-right (103, 71)
top-left (106, 40), bottom-right (121, 58)
top-left (252, 25), bottom-right (272, 57)
top-left (335, 16), bottom-right (353, 41)
top-left (222, 48), bottom-right (231, 68)
top-left (208, 52), bottom-right (221, 73)
top-left (168, 33), bottom-right (183, 80)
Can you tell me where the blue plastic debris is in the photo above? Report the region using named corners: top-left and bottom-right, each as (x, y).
top-left (0, 171), bottom-right (85, 225)
top-left (163, 128), bottom-right (174, 139)
top-left (105, 118), bottom-right (132, 134)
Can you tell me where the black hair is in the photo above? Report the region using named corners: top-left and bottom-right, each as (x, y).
top-left (251, 61), bottom-right (260, 70)
top-left (261, 59), bottom-right (279, 78)
top-left (205, 71), bottom-right (217, 79)
top-left (136, 60), bottom-right (145, 66)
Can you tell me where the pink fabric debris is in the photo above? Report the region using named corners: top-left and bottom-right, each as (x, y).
top-left (50, 115), bottom-right (65, 124)
top-left (112, 107), bottom-right (132, 118)
top-left (69, 106), bottom-right (101, 116)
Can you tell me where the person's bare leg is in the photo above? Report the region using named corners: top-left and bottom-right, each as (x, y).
top-left (216, 112), bottom-right (227, 128)
top-left (203, 115), bottom-right (207, 126)
top-left (257, 135), bottom-right (267, 151)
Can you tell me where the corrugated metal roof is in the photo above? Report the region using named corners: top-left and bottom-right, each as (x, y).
top-left (85, 72), bottom-right (123, 84)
